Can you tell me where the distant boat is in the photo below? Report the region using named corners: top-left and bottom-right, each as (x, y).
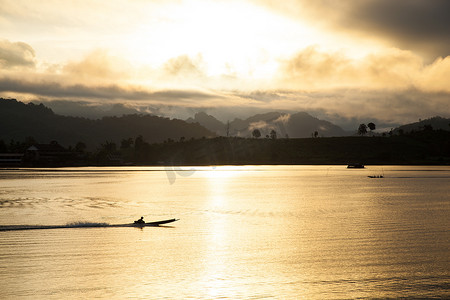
top-left (347, 163), bottom-right (364, 168)
top-left (368, 175), bottom-right (383, 178)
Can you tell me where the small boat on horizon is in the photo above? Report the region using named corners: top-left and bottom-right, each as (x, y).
top-left (347, 163), bottom-right (365, 168)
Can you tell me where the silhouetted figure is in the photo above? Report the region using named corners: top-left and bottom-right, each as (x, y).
top-left (134, 216), bottom-right (145, 224)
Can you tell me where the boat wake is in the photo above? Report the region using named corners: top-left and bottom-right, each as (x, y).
top-left (0, 222), bottom-right (117, 231)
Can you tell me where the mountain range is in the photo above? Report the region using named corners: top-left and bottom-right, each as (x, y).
top-left (0, 98), bottom-right (214, 149)
top-left (1, 98), bottom-right (448, 150)
top-left (187, 111), bottom-right (347, 138)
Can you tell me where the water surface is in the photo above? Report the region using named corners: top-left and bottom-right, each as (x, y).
top-left (0, 166), bottom-right (449, 299)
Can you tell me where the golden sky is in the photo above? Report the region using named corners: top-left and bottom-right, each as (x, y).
top-left (1, 0), bottom-right (449, 125)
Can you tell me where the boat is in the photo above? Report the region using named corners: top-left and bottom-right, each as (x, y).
top-left (368, 175), bottom-right (384, 178)
top-left (133, 218), bottom-right (179, 227)
top-left (347, 163), bottom-right (364, 168)
top-left (0, 219), bottom-right (180, 231)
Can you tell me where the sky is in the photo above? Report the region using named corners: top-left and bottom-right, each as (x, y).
top-left (1, 0), bottom-right (449, 129)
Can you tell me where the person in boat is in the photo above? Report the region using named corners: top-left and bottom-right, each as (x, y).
top-left (135, 216), bottom-right (145, 224)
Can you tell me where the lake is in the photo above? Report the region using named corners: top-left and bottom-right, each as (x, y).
top-left (0, 165), bottom-right (449, 299)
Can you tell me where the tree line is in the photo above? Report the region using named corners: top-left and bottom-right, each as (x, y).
top-left (1, 123), bottom-right (449, 166)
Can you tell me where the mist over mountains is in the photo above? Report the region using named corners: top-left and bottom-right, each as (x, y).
top-left (39, 100), bottom-right (397, 131)
top-left (1, 98), bottom-right (449, 151)
top-left (186, 111), bottom-right (347, 138)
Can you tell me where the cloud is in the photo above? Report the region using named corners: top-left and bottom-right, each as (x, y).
top-left (418, 56), bottom-right (450, 93)
top-left (278, 46), bottom-right (450, 93)
top-left (63, 49), bottom-right (131, 80)
top-left (279, 46), bottom-right (357, 89)
top-left (163, 54), bottom-right (205, 78)
top-left (0, 0), bottom-right (166, 36)
top-left (274, 113), bottom-right (291, 124)
top-left (0, 39), bottom-right (36, 69)
top-left (0, 74), bottom-right (224, 106)
top-left (249, 120), bottom-right (269, 131)
top-left (345, 0), bottom-right (450, 59)
top-left (256, 0), bottom-right (450, 60)
top-left (0, 47), bottom-right (227, 105)
top-left (248, 114), bottom-right (291, 134)
top-left (1, 31), bottom-right (448, 129)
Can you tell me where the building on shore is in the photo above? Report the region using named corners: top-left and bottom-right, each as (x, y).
top-left (24, 141), bottom-right (71, 165)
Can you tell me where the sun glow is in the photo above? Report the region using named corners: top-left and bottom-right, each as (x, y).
top-left (124, 0), bottom-right (320, 79)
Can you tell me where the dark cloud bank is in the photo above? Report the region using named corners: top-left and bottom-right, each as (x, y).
top-left (342, 0), bottom-right (450, 58)
top-left (262, 0), bottom-right (450, 59)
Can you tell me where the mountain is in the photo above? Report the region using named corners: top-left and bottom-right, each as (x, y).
top-left (394, 116), bottom-right (450, 133)
top-left (187, 111), bottom-right (347, 138)
top-left (285, 112), bottom-right (347, 137)
top-left (0, 98), bottom-right (215, 149)
top-left (186, 112), bottom-right (226, 135)
top-left (42, 100), bottom-right (141, 119)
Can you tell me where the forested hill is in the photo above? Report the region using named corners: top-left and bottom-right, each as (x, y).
top-left (0, 98), bottom-right (215, 148)
top-left (394, 116), bottom-right (450, 133)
